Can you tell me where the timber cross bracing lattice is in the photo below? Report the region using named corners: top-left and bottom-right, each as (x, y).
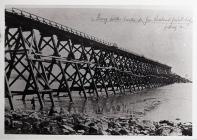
top-left (4, 8), bottom-right (190, 110)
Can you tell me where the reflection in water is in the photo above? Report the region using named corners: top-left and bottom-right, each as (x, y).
top-left (5, 83), bottom-right (192, 121)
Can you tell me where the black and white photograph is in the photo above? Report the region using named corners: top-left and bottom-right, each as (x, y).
top-left (1, 1), bottom-right (197, 139)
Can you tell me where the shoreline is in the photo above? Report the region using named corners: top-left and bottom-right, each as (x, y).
top-left (5, 83), bottom-right (192, 123)
top-left (5, 109), bottom-right (192, 136)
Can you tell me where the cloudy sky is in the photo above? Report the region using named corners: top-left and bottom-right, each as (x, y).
top-left (9, 6), bottom-right (193, 79)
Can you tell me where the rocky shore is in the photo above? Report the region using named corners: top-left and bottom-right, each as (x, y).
top-left (5, 109), bottom-right (192, 136)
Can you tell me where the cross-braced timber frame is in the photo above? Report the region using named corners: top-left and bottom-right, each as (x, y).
top-left (4, 8), bottom-right (190, 110)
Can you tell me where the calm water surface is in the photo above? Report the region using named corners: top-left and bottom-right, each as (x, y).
top-left (5, 83), bottom-right (192, 122)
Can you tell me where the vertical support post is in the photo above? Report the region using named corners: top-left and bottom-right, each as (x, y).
top-left (81, 42), bottom-right (99, 99)
top-left (34, 31), bottom-right (54, 107)
top-left (67, 39), bottom-right (87, 99)
top-left (6, 29), bottom-right (20, 80)
top-left (91, 47), bottom-right (109, 97)
top-left (52, 36), bottom-right (73, 102)
top-left (75, 64), bottom-right (87, 99)
top-left (19, 27), bottom-right (44, 109)
top-left (5, 75), bottom-right (14, 110)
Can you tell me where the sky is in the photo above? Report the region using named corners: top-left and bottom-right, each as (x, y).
top-left (9, 6), bottom-right (193, 79)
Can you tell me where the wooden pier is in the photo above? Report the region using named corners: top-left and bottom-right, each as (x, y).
top-left (5, 8), bottom-right (190, 110)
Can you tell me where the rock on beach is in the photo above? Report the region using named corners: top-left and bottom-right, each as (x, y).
top-left (5, 110), bottom-right (192, 136)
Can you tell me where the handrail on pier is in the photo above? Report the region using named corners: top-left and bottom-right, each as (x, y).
top-left (6, 8), bottom-right (114, 47)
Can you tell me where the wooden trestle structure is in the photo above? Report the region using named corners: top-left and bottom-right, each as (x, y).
top-left (5, 8), bottom-right (190, 110)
